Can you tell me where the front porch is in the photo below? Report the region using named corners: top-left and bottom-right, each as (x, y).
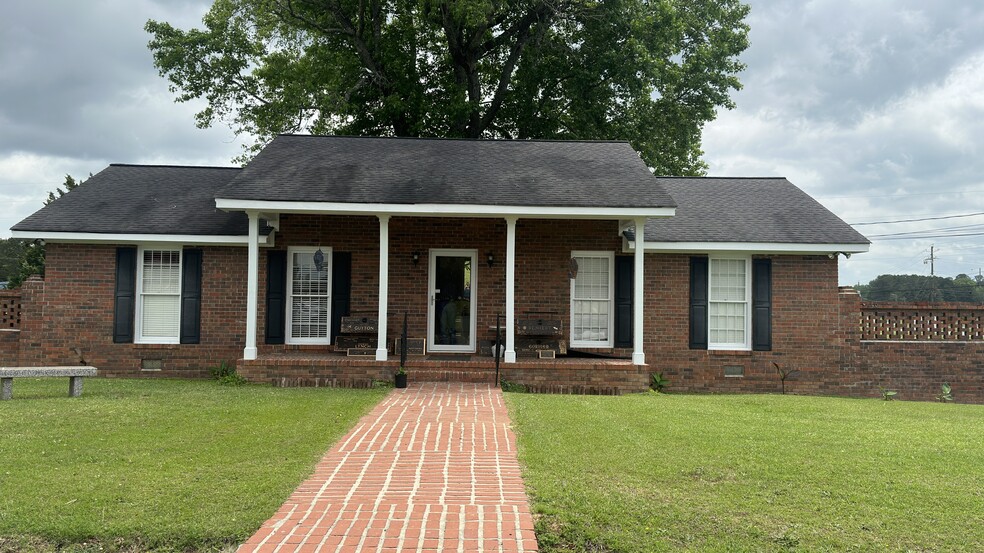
top-left (237, 351), bottom-right (649, 395)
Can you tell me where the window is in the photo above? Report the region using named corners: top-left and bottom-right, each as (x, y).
top-left (708, 257), bottom-right (751, 349)
top-left (570, 251), bottom-right (614, 347)
top-left (286, 247), bottom-right (331, 344)
top-left (136, 249), bottom-right (182, 343)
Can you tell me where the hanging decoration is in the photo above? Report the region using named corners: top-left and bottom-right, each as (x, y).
top-left (313, 216), bottom-right (325, 271)
top-left (568, 258), bottom-right (579, 279)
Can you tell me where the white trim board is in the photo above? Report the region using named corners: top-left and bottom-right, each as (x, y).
top-left (627, 240), bottom-right (870, 255)
top-left (10, 231), bottom-right (273, 246)
top-left (215, 198), bottom-right (676, 220)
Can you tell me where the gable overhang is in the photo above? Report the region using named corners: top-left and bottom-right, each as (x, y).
top-left (214, 198), bottom-right (676, 220)
top-left (625, 240), bottom-right (871, 255)
top-left (10, 230), bottom-right (273, 246)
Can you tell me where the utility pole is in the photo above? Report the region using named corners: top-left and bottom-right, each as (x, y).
top-left (923, 244), bottom-right (937, 276)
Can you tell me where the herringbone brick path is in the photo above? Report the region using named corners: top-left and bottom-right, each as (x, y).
top-left (237, 382), bottom-right (538, 552)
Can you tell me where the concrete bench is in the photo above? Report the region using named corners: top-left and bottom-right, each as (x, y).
top-left (0, 367), bottom-right (98, 400)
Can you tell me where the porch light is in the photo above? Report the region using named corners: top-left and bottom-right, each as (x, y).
top-left (412, 251), bottom-right (420, 265)
top-left (487, 252), bottom-right (494, 268)
top-left (313, 248), bottom-right (325, 271)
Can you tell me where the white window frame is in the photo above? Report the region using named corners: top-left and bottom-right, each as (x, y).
top-left (707, 256), bottom-right (752, 351)
top-left (286, 246), bottom-right (333, 345)
top-left (135, 246), bottom-right (183, 345)
top-left (569, 251), bottom-right (615, 348)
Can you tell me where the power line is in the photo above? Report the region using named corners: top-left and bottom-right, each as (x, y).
top-left (866, 223), bottom-right (984, 238)
top-left (817, 186), bottom-right (984, 200)
top-left (873, 231), bottom-right (984, 241)
top-left (851, 211), bottom-right (984, 226)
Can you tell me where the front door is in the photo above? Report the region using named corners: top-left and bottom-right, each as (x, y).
top-left (428, 249), bottom-right (477, 353)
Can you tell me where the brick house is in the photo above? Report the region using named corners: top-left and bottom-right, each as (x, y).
top-left (10, 135), bottom-right (873, 393)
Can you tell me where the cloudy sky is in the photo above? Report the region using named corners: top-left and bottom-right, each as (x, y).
top-left (3, 0), bottom-right (983, 285)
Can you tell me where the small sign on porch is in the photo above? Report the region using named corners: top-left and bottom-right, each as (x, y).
top-left (516, 319), bottom-right (562, 336)
top-left (340, 316), bottom-right (378, 335)
top-left (394, 337), bottom-right (426, 356)
top-left (335, 336), bottom-right (377, 350)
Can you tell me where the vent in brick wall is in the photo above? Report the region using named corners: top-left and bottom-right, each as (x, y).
top-left (724, 365), bottom-right (744, 377)
top-left (141, 359), bottom-right (163, 371)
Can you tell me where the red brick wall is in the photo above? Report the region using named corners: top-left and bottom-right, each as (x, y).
top-left (38, 243), bottom-right (248, 377)
top-left (648, 254), bottom-right (847, 396)
top-left (10, 220), bottom-right (983, 402)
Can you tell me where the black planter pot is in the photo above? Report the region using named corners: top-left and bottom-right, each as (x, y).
top-left (395, 373), bottom-right (408, 388)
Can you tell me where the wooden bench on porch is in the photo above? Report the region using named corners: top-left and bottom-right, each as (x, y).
top-left (0, 366), bottom-right (98, 400)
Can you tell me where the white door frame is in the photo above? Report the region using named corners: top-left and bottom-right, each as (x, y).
top-left (427, 248), bottom-right (478, 353)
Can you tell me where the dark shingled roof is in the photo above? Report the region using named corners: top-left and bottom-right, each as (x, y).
top-left (12, 164), bottom-right (249, 235)
top-left (216, 134), bottom-right (677, 208)
top-left (640, 177), bottom-right (869, 245)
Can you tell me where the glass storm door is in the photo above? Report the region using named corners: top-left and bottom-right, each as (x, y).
top-left (428, 249), bottom-right (477, 353)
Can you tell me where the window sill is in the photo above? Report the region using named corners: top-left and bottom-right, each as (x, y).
top-left (708, 349), bottom-right (752, 357)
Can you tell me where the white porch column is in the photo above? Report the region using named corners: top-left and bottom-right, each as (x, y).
top-left (376, 215), bottom-right (391, 361)
top-left (505, 216), bottom-right (517, 363)
top-left (243, 210), bottom-right (260, 361)
top-left (632, 217), bottom-right (647, 365)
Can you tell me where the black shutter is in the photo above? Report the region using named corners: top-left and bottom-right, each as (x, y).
top-left (113, 247), bottom-right (137, 343)
top-left (265, 251), bottom-right (287, 344)
top-left (689, 257), bottom-right (708, 349)
top-left (331, 252), bottom-right (352, 341)
top-left (180, 248), bottom-right (203, 344)
top-left (752, 258), bottom-right (773, 351)
top-left (613, 256), bottom-right (633, 348)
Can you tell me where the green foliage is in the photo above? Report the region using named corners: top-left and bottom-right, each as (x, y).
top-left (145, 0), bottom-right (750, 173)
top-left (937, 382), bottom-right (954, 403)
top-left (859, 273), bottom-right (984, 303)
top-left (44, 173), bottom-right (86, 205)
top-left (649, 372), bottom-right (669, 392)
top-left (500, 379), bottom-right (527, 393)
top-left (0, 238), bottom-right (28, 283)
top-left (0, 378), bottom-right (387, 552)
top-left (879, 387), bottom-right (898, 401)
top-left (506, 392), bottom-right (984, 552)
top-left (396, 366), bottom-right (407, 376)
top-left (208, 359), bottom-right (247, 385)
top-left (6, 240), bottom-right (45, 289)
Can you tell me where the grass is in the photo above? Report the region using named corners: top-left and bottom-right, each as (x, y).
top-left (506, 392), bottom-right (984, 552)
top-left (0, 378), bottom-right (388, 552)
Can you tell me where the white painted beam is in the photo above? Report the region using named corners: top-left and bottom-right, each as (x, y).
top-left (505, 217), bottom-right (517, 363)
top-left (632, 217), bottom-right (646, 366)
top-left (376, 215), bottom-right (391, 361)
top-left (244, 211), bottom-right (260, 361)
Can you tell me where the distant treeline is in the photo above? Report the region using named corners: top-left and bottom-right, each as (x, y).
top-left (856, 274), bottom-right (984, 303)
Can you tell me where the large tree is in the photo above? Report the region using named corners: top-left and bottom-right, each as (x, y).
top-left (146, 0), bottom-right (749, 173)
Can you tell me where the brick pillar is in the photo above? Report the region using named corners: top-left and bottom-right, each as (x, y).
top-left (838, 287), bottom-right (862, 373)
top-left (18, 275), bottom-right (45, 366)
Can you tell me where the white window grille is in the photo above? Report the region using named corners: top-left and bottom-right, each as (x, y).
top-left (137, 249), bottom-right (181, 343)
top-left (570, 252), bottom-right (613, 347)
top-left (708, 257), bottom-right (750, 349)
top-left (287, 247), bottom-right (331, 344)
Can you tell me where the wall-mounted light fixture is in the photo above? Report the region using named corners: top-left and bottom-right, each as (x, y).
top-left (487, 252), bottom-right (494, 268)
top-left (411, 251), bottom-right (420, 266)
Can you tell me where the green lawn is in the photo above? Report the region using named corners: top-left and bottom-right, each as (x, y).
top-left (0, 378), bottom-right (388, 553)
top-left (506, 392), bottom-right (984, 552)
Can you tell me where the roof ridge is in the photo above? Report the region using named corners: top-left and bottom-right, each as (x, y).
top-left (653, 176), bottom-right (789, 180)
top-left (109, 163), bottom-right (241, 170)
top-left (275, 133), bottom-right (631, 145)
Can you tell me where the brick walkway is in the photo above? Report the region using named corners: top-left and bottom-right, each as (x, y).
top-left (237, 382), bottom-right (538, 553)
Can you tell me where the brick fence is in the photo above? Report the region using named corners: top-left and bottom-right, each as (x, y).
top-left (839, 289), bottom-right (984, 402)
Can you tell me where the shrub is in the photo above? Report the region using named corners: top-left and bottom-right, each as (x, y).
top-left (500, 379), bottom-right (527, 393)
top-left (208, 360), bottom-right (247, 386)
top-left (936, 382), bottom-right (954, 403)
top-left (650, 372), bottom-right (669, 392)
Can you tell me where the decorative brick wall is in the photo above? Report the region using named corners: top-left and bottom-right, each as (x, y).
top-left (838, 291), bottom-right (984, 402)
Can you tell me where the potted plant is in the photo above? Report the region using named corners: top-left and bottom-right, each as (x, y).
top-left (395, 366), bottom-right (408, 389)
